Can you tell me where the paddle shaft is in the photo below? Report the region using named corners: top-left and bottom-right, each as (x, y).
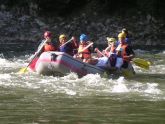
top-left (78, 42), bottom-right (93, 53)
top-left (60, 38), bottom-right (73, 48)
top-left (25, 39), bottom-right (48, 70)
top-left (95, 48), bottom-right (106, 57)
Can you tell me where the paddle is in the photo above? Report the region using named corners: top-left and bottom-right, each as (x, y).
top-left (95, 48), bottom-right (106, 57)
top-left (132, 58), bottom-right (151, 70)
top-left (95, 48), bottom-right (151, 70)
top-left (18, 38), bottom-right (74, 74)
top-left (18, 39), bottom-right (48, 74)
top-left (60, 37), bottom-right (73, 48)
top-left (78, 42), bottom-right (93, 53)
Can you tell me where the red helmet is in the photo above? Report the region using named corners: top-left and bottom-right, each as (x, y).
top-left (44, 31), bottom-right (52, 39)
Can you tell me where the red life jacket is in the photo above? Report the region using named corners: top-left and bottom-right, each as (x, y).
top-left (43, 43), bottom-right (56, 52)
top-left (78, 43), bottom-right (91, 59)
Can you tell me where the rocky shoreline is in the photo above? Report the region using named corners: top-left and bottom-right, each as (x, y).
top-left (0, 10), bottom-right (165, 49)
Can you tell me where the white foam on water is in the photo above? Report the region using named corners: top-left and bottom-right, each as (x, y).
top-left (134, 49), bottom-right (149, 54)
top-left (150, 64), bottom-right (165, 74)
top-left (64, 89), bottom-right (77, 96)
top-left (111, 76), bottom-right (129, 93)
top-left (144, 83), bottom-right (161, 94)
top-left (0, 73), bottom-right (11, 80)
top-left (0, 57), bottom-right (11, 67)
top-left (126, 81), bottom-right (162, 95)
top-left (0, 54), bottom-right (164, 100)
top-left (0, 55), bottom-right (28, 71)
top-left (0, 70), bottom-right (164, 101)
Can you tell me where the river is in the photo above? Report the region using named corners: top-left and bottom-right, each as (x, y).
top-left (0, 46), bottom-right (165, 124)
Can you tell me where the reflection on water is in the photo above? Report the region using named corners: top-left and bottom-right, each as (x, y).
top-left (0, 48), bottom-right (165, 124)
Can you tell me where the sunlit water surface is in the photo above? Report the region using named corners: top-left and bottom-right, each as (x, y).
top-left (0, 49), bottom-right (165, 124)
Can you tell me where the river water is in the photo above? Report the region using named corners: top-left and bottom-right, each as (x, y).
top-left (0, 47), bottom-right (165, 124)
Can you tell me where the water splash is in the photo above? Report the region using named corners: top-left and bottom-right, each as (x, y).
top-left (144, 83), bottom-right (161, 94)
top-left (0, 52), bottom-right (164, 100)
top-left (112, 76), bottom-right (129, 93)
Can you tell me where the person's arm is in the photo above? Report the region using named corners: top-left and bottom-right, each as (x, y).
top-left (71, 36), bottom-right (78, 48)
top-left (123, 46), bottom-right (135, 61)
top-left (104, 46), bottom-right (111, 51)
top-left (86, 41), bottom-right (93, 52)
top-left (104, 46), bottom-right (111, 57)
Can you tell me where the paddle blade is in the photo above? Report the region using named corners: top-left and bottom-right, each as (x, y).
top-left (17, 67), bottom-right (28, 74)
top-left (133, 58), bottom-right (151, 70)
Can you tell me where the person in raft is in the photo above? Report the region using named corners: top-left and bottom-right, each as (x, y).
top-left (94, 37), bottom-right (123, 70)
top-left (116, 32), bottom-right (135, 69)
top-left (58, 34), bottom-right (78, 56)
top-left (42, 31), bottom-right (57, 52)
top-left (95, 37), bottom-right (117, 58)
top-left (29, 31), bottom-right (57, 60)
top-left (76, 34), bottom-right (94, 63)
top-left (121, 28), bottom-right (133, 46)
top-left (28, 31), bottom-right (57, 70)
top-left (116, 28), bottom-right (133, 46)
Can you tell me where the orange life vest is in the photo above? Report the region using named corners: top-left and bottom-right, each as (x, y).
top-left (117, 44), bottom-right (129, 62)
top-left (43, 43), bottom-right (56, 52)
top-left (78, 43), bottom-right (91, 59)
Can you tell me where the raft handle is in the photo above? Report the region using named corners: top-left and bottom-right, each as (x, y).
top-left (51, 53), bottom-right (57, 61)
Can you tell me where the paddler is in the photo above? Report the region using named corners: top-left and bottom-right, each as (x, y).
top-left (77, 34), bottom-right (93, 63)
top-left (116, 32), bottom-right (135, 69)
top-left (58, 34), bottom-right (78, 56)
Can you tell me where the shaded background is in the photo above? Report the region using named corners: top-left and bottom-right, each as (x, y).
top-left (1, 0), bottom-right (165, 17)
top-left (0, 0), bottom-right (165, 51)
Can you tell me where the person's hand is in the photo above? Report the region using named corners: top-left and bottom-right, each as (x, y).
top-left (94, 48), bottom-right (98, 52)
top-left (71, 36), bottom-right (78, 47)
top-left (88, 41), bottom-right (93, 47)
top-left (71, 36), bottom-right (76, 41)
top-left (123, 55), bottom-right (133, 61)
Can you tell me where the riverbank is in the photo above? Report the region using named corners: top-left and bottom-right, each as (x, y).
top-left (0, 10), bottom-right (165, 47)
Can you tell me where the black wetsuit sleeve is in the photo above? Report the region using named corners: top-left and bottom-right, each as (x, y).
top-left (125, 45), bottom-right (135, 56)
top-left (122, 46), bottom-right (135, 68)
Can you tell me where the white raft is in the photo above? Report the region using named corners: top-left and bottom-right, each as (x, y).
top-left (35, 51), bottom-right (105, 77)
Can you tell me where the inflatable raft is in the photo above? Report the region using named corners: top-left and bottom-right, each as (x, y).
top-left (29, 51), bottom-right (105, 77)
top-left (29, 51), bottom-right (135, 77)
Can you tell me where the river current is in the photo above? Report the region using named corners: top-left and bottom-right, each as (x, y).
top-left (0, 47), bottom-right (165, 124)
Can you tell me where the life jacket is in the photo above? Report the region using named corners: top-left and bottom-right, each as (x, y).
top-left (116, 44), bottom-right (129, 62)
top-left (78, 43), bottom-right (91, 59)
top-left (110, 44), bottom-right (116, 53)
top-left (59, 43), bottom-right (74, 56)
top-left (43, 43), bottom-right (56, 52)
top-left (104, 44), bottom-right (116, 57)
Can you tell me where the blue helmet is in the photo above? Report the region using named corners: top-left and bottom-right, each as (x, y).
top-left (80, 34), bottom-right (88, 42)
